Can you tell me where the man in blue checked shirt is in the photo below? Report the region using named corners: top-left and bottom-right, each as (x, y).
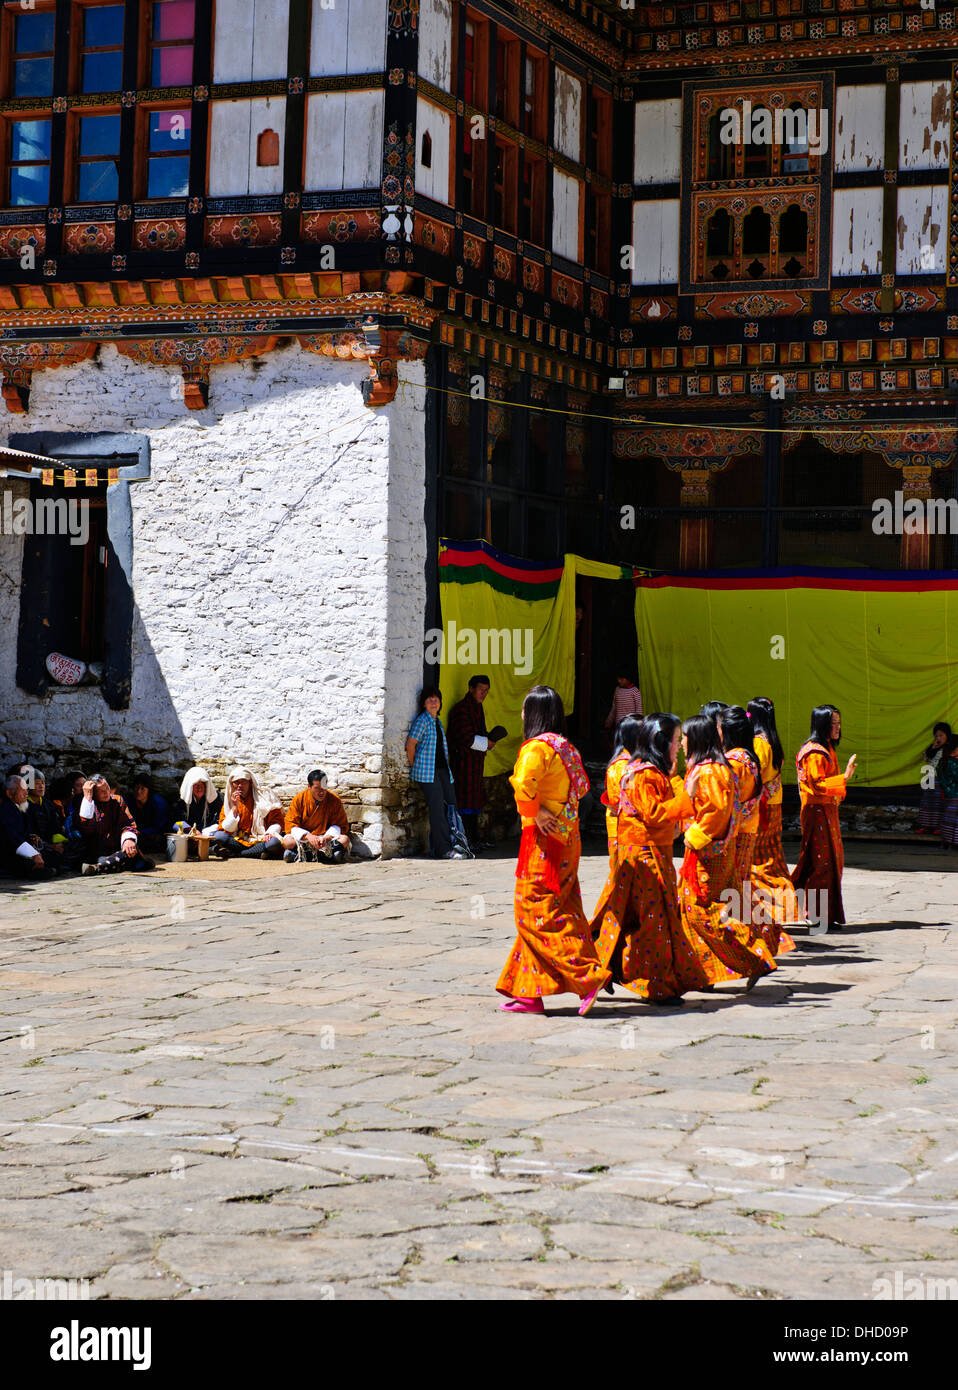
top-left (406, 686), bottom-right (469, 859)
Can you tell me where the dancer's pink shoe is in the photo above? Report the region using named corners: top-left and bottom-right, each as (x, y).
top-left (499, 996), bottom-right (545, 1014)
top-left (578, 982), bottom-right (604, 1016)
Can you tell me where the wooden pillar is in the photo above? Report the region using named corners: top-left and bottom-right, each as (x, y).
top-left (679, 468), bottom-right (713, 570)
top-left (900, 463), bottom-right (933, 571)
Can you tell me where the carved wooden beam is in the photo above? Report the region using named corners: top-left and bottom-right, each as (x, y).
top-left (114, 335), bottom-right (278, 410)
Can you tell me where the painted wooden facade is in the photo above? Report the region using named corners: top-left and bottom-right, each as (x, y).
top-left (0, 1), bottom-right (955, 573)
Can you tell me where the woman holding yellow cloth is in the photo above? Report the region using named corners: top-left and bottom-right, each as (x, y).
top-left (497, 686), bottom-right (610, 1016)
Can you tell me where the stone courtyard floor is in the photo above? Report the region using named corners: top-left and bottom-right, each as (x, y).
top-left (0, 841), bottom-right (956, 1301)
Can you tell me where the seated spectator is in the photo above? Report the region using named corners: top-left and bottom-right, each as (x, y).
top-left (210, 766), bottom-right (284, 859)
top-left (129, 774), bottom-right (170, 853)
top-left (173, 766), bottom-right (224, 832)
top-left (0, 773), bottom-right (58, 878)
top-left (51, 772), bottom-right (87, 848)
top-left (282, 770), bottom-right (351, 864)
top-left (78, 774), bottom-right (154, 874)
top-left (19, 767), bottom-right (76, 866)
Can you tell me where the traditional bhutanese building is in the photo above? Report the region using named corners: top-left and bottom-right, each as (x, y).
top-left (0, 1), bottom-right (954, 851)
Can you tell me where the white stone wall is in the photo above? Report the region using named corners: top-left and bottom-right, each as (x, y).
top-left (0, 344), bottom-right (427, 857)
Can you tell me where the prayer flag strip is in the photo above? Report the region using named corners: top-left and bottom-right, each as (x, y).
top-left (85, 469), bottom-right (97, 487)
top-left (63, 469), bottom-right (76, 487)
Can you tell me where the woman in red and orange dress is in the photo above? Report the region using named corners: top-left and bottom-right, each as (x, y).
top-left (791, 704), bottom-right (856, 930)
top-left (602, 715), bottom-right (643, 868)
top-left (590, 713), bottom-right (697, 1004)
top-left (677, 715), bottom-right (778, 992)
top-left (747, 696), bottom-right (804, 935)
top-left (497, 686), bottom-right (611, 1016)
top-left (721, 705), bottom-right (795, 959)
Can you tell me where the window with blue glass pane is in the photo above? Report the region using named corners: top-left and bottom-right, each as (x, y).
top-left (146, 109), bottom-right (190, 197)
top-left (77, 114), bottom-right (121, 201)
top-left (14, 12), bottom-right (55, 97)
top-left (9, 119), bottom-right (51, 206)
top-left (81, 4), bottom-right (124, 93)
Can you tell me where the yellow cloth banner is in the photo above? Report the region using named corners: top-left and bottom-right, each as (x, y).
top-left (439, 554), bottom-right (624, 777)
top-left (634, 581), bottom-right (958, 787)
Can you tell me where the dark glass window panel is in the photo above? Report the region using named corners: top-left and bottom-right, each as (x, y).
top-left (152, 46), bottom-right (194, 85)
top-left (15, 12), bottom-right (55, 51)
top-left (84, 5), bottom-right (125, 47)
top-left (442, 484), bottom-right (482, 540)
top-left (14, 58), bottom-right (54, 97)
top-left (527, 413), bottom-right (553, 493)
top-left (489, 496), bottom-right (513, 550)
top-left (10, 164), bottom-right (49, 205)
top-left (82, 51), bottom-right (123, 92)
top-left (78, 160), bottom-right (119, 200)
top-left (80, 114), bottom-right (121, 157)
top-left (487, 412), bottom-right (512, 486)
top-left (148, 109), bottom-right (191, 151)
top-left (154, 0), bottom-right (195, 39)
top-left (742, 206), bottom-right (770, 254)
top-left (12, 120), bottom-right (51, 162)
top-left (706, 208), bottom-right (732, 256)
top-left (526, 502), bottom-right (560, 559)
top-left (779, 203), bottom-right (808, 254)
top-left (565, 503), bottom-right (597, 557)
top-left (147, 154), bottom-right (190, 197)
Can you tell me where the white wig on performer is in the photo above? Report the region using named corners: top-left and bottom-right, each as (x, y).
top-left (222, 764), bottom-right (281, 839)
top-left (178, 766), bottom-right (218, 806)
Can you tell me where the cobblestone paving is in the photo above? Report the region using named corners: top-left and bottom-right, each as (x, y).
top-left (1, 842), bottom-right (955, 1301)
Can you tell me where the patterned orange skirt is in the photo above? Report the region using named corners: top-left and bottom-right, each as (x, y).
top-left (590, 841), bottom-right (702, 1000)
top-left (677, 837), bottom-right (778, 986)
top-left (497, 825), bottom-right (610, 1000)
top-left (791, 802), bottom-right (845, 927)
top-left (745, 806), bottom-right (799, 954)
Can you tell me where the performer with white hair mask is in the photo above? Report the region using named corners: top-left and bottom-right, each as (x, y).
top-left (210, 766), bottom-right (284, 859)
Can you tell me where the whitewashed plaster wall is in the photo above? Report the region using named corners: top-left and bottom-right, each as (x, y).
top-left (833, 85), bottom-right (885, 171)
top-left (0, 346), bottom-right (427, 857)
top-left (415, 96), bottom-right (452, 204)
top-left (208, 97), bottom-right (287, 197)
top-left (899, 79), bottom-right (951, 171)
top-left (304, 90), bottom-right (384, 190)
top-left (554, 68), bottom-right (583, 163)
top-left (552, 169), bottom-right (581, 261)
top-left (212, 0), bottom-right (290, 82)
top-left (633, 98), bottom-right (681, 184)
top-left (418, 0), bottom-right (453, 92)
top-left (831, 187), bottom-right (883, 276)
top-left (309, 0), bottom-right (388, 76)
top-left (631, 199), bottom-right (679, 284)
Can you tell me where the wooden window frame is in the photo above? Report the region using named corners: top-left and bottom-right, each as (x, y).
top-left (522, 47), bottom-right (547, 143)
top-left (493, 136), bottom-right (517, 233)
top-left (4, 112), bottom-right (53, 207)
top-left (67, 105), bottom-right (122, 203)
top-left (70, 0), bottom-right (125, 96)
top-left (136, 99), bottom-right (191, 199)
top-left (520, 150), bottom-right (545, 248)
top-left (588, 87), bottom-right (612, 180)
top-left (138, 0), bottom-right (196, 91)
top-left (493, 30), bottom-right (519, 129)
top-left (1, 1), bottom-right (56, 102)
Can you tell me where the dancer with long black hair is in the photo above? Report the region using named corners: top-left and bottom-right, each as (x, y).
top-left (677, 715), bottom-right (777, 991)
top-left (747, 696), bottom-right (803, 934)
top-left (721, 705), bottom-right (795, 958)
top-left (791, 704), bottom-right (856, 930)
top-left (497, 686), bottom-right (610, 1016)
top-left (602, 715), bottom-right (643, 867)
top-left (589, 713), bottom-right (695, 1004)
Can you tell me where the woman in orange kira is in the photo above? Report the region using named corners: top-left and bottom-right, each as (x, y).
top-left (677, 714), bottom-right (778, 993)
top-left (590, 712), bottom-right (696, 1005)
top-left (721, 705), bottom-right (796, 959)
top-left (602, 714), bottom-right (643, 868)
top-left (791, 704), bottom-right (857, 930)
top-left (497, 685), bottom-right (610, 1017)
top-left (747, 695), bottom-right (805, 935)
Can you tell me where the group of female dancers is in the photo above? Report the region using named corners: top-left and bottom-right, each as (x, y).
top-left (496, 688), bottom-right (857, 1015)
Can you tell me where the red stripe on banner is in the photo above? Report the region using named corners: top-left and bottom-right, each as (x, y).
top-left (440, 548), bottom-right (565, 584)
top-left (636, 574), bottom-right (958, 593)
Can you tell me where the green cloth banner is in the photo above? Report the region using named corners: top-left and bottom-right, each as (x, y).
top-left (634, 575), bottom-right (958, 787)
top-left (438, 542), bottom-right (627, 777)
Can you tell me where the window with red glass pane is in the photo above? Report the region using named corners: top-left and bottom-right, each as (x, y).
top-left (149, 0), bottom-right (194, 87)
